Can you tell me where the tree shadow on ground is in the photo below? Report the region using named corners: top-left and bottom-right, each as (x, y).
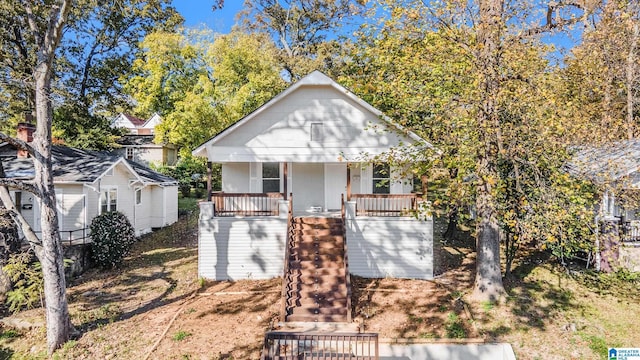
top-left (67, 214), bottom-right (201, 337)
top-left (478, 251), bottom-right (581, 340)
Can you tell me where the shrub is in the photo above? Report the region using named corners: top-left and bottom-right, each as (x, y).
top-left (2, 252), bottom-right (43, 313)
top-left (90, 211), bottom-right (137, 269)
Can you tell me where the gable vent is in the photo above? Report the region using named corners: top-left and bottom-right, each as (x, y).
top-left (310, 123), bottom-right (324, 141)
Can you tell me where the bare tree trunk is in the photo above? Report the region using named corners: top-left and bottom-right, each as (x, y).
top-left (22, 0), bottom-right (73, 353)
top-left (472, 0), bottom-right (506, 302)
top-left (32, 63), bottom-right (72, 353)
top-left (626, 21), bottom-right (639, 140)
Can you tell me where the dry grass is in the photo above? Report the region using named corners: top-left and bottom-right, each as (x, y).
top-left (0, 215), bottom-right (638, 359)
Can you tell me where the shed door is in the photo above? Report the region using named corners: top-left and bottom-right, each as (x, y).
top-left (325, 163), bottom-right (347, 211)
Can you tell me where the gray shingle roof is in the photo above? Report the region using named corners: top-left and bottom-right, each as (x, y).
top-left (565, 139), bottom-right (640, 185)
top-left (1, 144), bottom-right (176, 185)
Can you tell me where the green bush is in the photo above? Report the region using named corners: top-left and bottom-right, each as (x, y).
top-left (2, 252), bottom-right (43, 313)
top-left (90, 211), bottom-right (136, 269)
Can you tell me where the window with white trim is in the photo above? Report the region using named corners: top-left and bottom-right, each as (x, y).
top-left (372, 163), bottom-right (390, 194)
top-left (135, 188), bottom-right (142, 205)
top-left (126, 147), bottom-right (135, 160)
top-left (262, 162), bottom-right (280, 193)
top-left (100, 188), bottom-right (117, 213)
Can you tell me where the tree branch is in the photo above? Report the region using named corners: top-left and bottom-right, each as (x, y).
top-left (0, 178), bottom-right (40, 195)
top-left (0, 132), bottom-right (36, 157)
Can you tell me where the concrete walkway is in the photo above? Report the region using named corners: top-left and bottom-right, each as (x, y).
top-left (379, 343), bottom-right (516, 360)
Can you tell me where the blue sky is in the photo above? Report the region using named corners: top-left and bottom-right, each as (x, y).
top-left (172, 1), bottom-right (245, 33)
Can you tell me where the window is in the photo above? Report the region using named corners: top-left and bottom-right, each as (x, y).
top-left (135, 188), bottom-right (142, 205)
top-left (100, 188), bottom-right (117, 213)
top-left (126, 147), bottom-right (135, 160)
top-left (310, 123), bottom-right (324, 141)
top-left (372, 163), bottom-right (390, 194)
top-left (262, 162), bottom-right (280, 193)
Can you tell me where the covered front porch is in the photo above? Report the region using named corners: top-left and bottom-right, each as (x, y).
top-left (202, 161), bottom-right (428, 217)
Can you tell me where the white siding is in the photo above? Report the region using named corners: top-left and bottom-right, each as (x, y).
top-left (346, 216), bottom-right (433, 279)
top-left (84, 182), bottom-right (100, 228)
top-left (163, 186), bottom-right (178, 226)
top-left (99, 163), bottom-right (139, 234)
top-left (222, 163), bottom-right (250, 192)
top-left (208, 86), bottom-right (413, 163)
top-left (135, 187), bottom-right (152, 235)
top-left (198, 215), bottom-right (287, 280)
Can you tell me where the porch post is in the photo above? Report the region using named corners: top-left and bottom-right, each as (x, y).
top-left (346, 166), bottom-right (352, 201)
top-left (283, 162), bottom-right (288, 200)
top-left (421, 174), bottom-right (428, 199)
top-left (206, 161), bottom-right (213, 202)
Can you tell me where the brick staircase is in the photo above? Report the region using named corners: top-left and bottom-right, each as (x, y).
top-left (282, 217), bottom-right (351, 323)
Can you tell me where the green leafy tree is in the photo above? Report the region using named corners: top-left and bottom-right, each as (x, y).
top-left (125, 29), bottom-right (286, 155)
top-left (344, 0), bottom-right (600, 300)
top-left (53, 103), bottom-right (126, 150)
top-left (3, 252), bottom-right (43, 313)
top-left (0, 1), bottom-right (182, 147)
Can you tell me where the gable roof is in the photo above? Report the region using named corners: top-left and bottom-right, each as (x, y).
top-left (111, 113), bottom-right (146, 129)
top-left (565, 139), bottom-right (640, 186)
top-left (142, 113), bottom-right (162, 129)
top-left (1, 145), bottom-right (177, 186)
top-left (193, 70), bottom-right (432, 158)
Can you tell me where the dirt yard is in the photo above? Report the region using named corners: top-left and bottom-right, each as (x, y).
top-left (0, 214), bottom-right (638, 359)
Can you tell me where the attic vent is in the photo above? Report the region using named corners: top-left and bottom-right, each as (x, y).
top-left (310, 123), bottom-right (324, 141)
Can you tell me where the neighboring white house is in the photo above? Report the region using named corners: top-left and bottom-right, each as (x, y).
top-left (111, 113), bottom-right (178, 166)
top-left (566, 140), bottom-right (640, 272)
top-left (1, 124), bottom-right (179, 240)
top-left (193, 71), bottom-right (435, 282)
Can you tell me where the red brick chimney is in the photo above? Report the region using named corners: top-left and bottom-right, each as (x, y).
top-left (17, 119), bottom-right (35, 159)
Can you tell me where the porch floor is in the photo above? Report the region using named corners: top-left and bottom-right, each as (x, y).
top-left (292, 210), bottom-right (342, 218)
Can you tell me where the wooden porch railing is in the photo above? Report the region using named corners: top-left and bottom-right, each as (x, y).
top-left (211, 192), bottom-right (284, 217)
top-left (280, 193), bottom-right (294, 321)
top-left (341, 194), bottom-right (352, 322)
top-left (350, 194), bottom-right (421, 217)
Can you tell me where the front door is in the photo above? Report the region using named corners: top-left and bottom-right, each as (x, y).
top-left (324, 163), bottom-right (347, 211)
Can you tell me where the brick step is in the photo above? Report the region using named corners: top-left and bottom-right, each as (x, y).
top-left (285, 267), bottom-right (346, 277)
top-left (293, 274), bottom-right (347, 285)
top-left (293, 296), bottom-right (349, 308)
top-left (295, 217), bottom-right (343, 225)
top-left (289, 306), bottom-right (348, 317)
top-left (289, 246), bottom-right (343, 256)
top-left (291, 228), bottom-right (344, 237)
top-left (284, 283), bottom-right (348, 297)
top-left (288, 260), bottom-right (345, 271)
top-left (285, 313), bottom-right (349, 323)
top-left (288, 253), bottom-right (344, 262)
top-left (294, 286), bottom-right (348, 298)
top-left (296, 234), bottom-right (344, 243)
top-left (288, 278), bottom-right (347, 292)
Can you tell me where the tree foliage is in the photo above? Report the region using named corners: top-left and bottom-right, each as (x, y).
top-left (124, 29), bottom-right (286, 155)
top-left (90, 211), bottom-right (137, 269)
top-left (343, 0), bottom-right (602, 299)
top-left (0, 0), bottom-right (183, 147)
top-left (3, 252), bottom-right (43, 314)
top-left (240, 0), bottom-right (366, 79)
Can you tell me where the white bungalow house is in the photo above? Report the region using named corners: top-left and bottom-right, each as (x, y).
top-left (1, 123), bottom-right (179, 241)
top-left (194, 70), bottom-right (435, 289)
